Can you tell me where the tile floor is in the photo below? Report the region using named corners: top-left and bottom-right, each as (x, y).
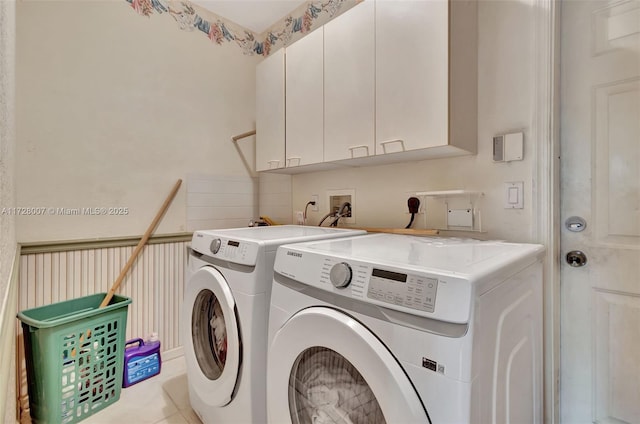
top-left (83, 356), bottom-right (202, 424)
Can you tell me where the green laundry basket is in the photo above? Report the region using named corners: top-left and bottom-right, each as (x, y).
top-left (18, 293), bottom-right (132, 424)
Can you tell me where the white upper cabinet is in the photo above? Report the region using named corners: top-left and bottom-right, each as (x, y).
top-left (255, 0), bottom-right (477, 173)
top-left (323, 0), bottom-right (375, 162)
top-left (256, 48), bottom-right (285, 171)
top-left (285, 27), bottom-right (324, 168)
top-left (376, 0), bottom-right (477, 158)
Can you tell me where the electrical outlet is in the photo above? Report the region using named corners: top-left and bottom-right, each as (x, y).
top-left (405, 193), bottom-right (426, 214)
top-left (326, 189), bottom-right (355, 225)
top-left (311, 194), bottom-right (319, 212)
top-left (407, 197), bottom-right (421, 214)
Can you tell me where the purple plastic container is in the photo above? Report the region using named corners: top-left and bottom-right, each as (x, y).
top-left (123, 335), bottom-right (161, 388)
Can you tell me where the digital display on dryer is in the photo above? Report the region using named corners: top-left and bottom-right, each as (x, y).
top-left (227, 240), bottom-right (240, 247)
top-left (367, 270), bottom-right (438, 313)
top-left (372, 268), bottom-right (407, 283)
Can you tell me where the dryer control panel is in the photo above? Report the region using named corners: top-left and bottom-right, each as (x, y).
top-left (274, 233), bottom-right (545, 324)
top-left (293, 255), bottom-right (472, 324)
top-left (319, 258), bottom-right (442, 316)
top-left (367, 268), bottom-right (438, 313)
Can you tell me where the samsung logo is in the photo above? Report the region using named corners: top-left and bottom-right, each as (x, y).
top-left (287, 251), bottom-right (303, 258)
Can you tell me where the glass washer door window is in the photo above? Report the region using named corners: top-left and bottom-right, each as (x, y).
top-left (268, 307), bottom-right (430, 424)
top-left (192, 289), bottom-right (229, 380)
top-left (289, 346), bottom-right (386, 424)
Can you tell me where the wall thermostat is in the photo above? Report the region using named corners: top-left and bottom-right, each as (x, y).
top-left (493, 132), bottom-right (524, 162)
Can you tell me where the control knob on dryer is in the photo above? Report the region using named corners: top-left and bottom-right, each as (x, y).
top-left (210, 238), bottom-right (222, 255)
top-left (330, 262), bottom-right (352, 288)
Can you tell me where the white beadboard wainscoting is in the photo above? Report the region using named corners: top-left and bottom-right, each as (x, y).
top-left (1, 248), bottom-right (19, 423)
top-left (16, 235), bottom-right (190, 419)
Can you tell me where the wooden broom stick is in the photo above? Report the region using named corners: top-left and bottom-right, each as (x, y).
top-left (99, 179), bottom-right (182, 308)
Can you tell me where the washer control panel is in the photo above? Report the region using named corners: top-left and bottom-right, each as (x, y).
top-left (191, 233), bottom-right (260, 266)
top-left (367, 268), bottom-right (438, 313)
top-left (215, 239), bottom-right (246, 260)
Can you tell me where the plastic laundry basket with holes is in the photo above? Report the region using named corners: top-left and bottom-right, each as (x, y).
top-left (18, 293), bottom-right (132, 424)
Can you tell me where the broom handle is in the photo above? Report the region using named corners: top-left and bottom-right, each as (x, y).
top-left (99, 179), bottom-right (182, 308)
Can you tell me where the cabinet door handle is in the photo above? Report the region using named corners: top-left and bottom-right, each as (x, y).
top-left (348, 145), bottom-right (370, 158)
top-left (286, 157), bottom-right (302, 167)
top-left (267, 160), bottom-right (281, 169)
top-left (380, 139), bottom-right (405, 154)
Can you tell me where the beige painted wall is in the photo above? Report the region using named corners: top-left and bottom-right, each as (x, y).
top-left (293, 0), bottom-right (536, 243)
top-left (16, 1), bottom-right (260, 243)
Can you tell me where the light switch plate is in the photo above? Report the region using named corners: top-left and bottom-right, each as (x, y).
top-left (504, 182), bottom-right (524, 209)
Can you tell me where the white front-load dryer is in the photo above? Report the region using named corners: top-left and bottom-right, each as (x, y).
top-left (184, 225), bottom-right (366, 424)
top-left (267, 233), bottom-right (545, 424)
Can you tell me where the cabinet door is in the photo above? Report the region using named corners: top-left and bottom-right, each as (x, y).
top-left (324, 0), bottom-right (375, 162)
top-left (286, 28), bottom-right (324, 167)
top-left (256, 48), bottom-right (285, 171)
top-left (376, 0), bottom-right (449, 154)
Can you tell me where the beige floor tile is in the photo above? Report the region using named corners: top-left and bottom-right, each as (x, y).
top-left (178, 407), bottom-right (203, 424)
top-left (153, 411), bottom-right (189, 424)
top-left (83, 357), bottom-right (187, 424)
top-left (161, 364), bottom-right (202, 424)
top-left (162, 374), bottom-right (190, 411)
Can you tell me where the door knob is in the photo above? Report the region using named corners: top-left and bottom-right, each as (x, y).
top-left (566, 250), bottom-right (587, 267)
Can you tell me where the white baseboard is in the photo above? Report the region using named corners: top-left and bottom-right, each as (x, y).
top-left (162, 346), bottom-right (184, 362)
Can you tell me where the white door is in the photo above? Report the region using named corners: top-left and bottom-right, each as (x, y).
top-left (560, 0), bottom-right (640, 422)
top-left (267, 307), bottom-right (430, 424)
top-left (183, 266), bottom-right (241, 406)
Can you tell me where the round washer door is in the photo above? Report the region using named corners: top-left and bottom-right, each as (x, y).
top-left (184, 266), bottom-right (240, 407)
top-left (268, 307), bottom-right (430, 424)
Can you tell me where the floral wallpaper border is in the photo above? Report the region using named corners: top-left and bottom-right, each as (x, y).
top-left (126, 0), bottom-right (356, 56)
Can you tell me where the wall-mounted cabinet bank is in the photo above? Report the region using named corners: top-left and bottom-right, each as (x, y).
top-left (255, 0), bottom-right (477, 174)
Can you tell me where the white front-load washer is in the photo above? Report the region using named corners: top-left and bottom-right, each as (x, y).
top-left (183, 225), bottom-right (366, 424)
top-left (267, 233), bottom-right (545, 424)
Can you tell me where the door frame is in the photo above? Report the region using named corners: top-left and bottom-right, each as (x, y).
top-left (531, 0), bottom-right (560, 423)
